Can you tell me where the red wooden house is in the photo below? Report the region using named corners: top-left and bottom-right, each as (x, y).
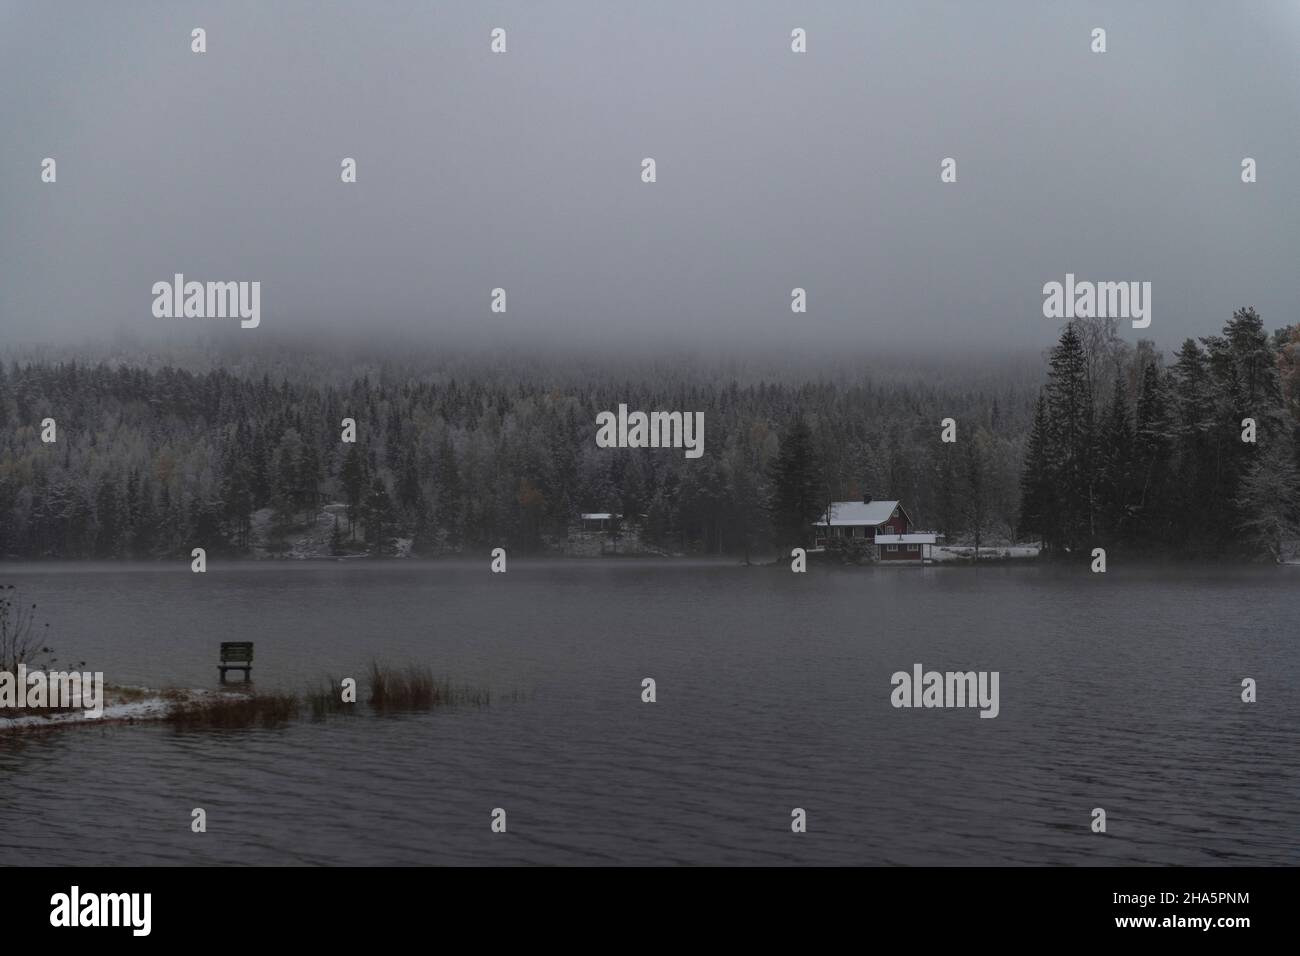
top-left (812, 495), bottom-right (939, 561)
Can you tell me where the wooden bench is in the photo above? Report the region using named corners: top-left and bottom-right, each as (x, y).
top-left (218, 642), bottom-right (254, 683)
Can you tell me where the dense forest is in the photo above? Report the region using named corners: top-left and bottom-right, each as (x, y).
top-left (0, 311), bottom-right (1295, 562)
top-left (0, 342), bottom-right (1035, 559)
top-left (1020, 309), bottom-right (1300, 560)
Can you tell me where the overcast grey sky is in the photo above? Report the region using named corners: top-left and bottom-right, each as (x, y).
top-left (2, 0), bottom-right (1298, 356)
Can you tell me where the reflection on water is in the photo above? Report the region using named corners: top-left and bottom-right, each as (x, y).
top-left (0, 560), bottom-right (1296, 865)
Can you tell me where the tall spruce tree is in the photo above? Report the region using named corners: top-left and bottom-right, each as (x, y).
top-left (964, 430), bottom-right (991, 559)
top-left (1097, 375), bottom-right (1134, 545)
top-left (1044, 322), bottom-right (1096, 552)
top-left (339, 444), bottom-right (368, 539)
top-left (1169, 339), bottom-right (1213, 548)
top-left (1132, 361), bottom-right (1172, 546)
top-left (1235, 441), bottom-right (1300, 562)
top-left (1017, 394), bottom-right (1053, 549)
top-left (767, 417), bottom-right (821, 549)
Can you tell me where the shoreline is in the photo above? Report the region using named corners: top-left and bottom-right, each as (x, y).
top-left (3, 550), bottom-right (1299, 568)
top-left (0, 687), bottom-right (248, 735)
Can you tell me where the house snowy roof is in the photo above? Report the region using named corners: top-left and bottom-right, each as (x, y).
top-left (815, 500), bottom-right (902, 527)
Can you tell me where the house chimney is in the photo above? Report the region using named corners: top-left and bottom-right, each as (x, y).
top-left (863, 493), bottom-right (872, 505)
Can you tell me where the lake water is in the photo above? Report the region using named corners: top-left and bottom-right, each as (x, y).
top-left (0, 560), bottom-right (1295, 866)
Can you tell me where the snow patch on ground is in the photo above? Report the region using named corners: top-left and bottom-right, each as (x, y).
top-left (931, 544), bottom-right (1041, 562)
top-left (0, 687), bottom-right (248, 732)
top-left (251, 503), bottom-right (369, 559)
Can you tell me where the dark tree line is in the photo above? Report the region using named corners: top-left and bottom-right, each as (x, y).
top-left (3, 317), bottom-right (1291, 563)
top-left (0, 349), bottom-right (1037, 559)
top-left (1018, 310), bottom-right (1300, 560)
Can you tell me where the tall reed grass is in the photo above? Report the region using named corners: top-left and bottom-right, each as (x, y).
top-left (161, 661), bottom-right (497, 730)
